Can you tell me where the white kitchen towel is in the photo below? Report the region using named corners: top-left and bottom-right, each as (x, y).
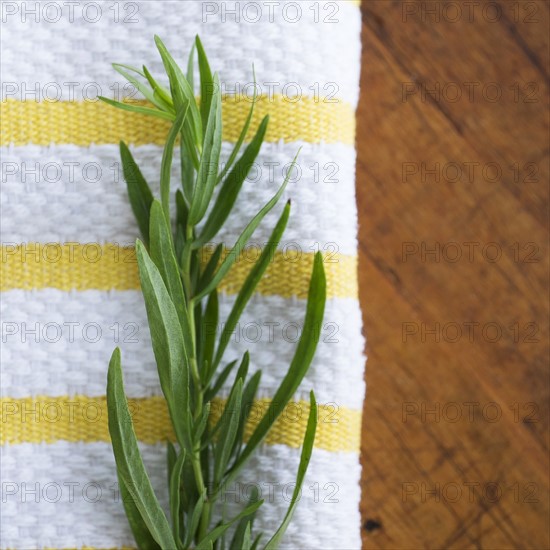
top-left (0, 1), bottom-right (365, 548)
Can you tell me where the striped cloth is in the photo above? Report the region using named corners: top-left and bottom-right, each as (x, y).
top-left (0, 1), bottom-right (365, 548)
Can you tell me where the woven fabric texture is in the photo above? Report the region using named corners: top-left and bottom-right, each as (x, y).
top-left (0, 1), bottom-right (365, 548)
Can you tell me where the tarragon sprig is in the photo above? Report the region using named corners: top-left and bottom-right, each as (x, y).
top-left (101, 35), bottom-right (326, 549)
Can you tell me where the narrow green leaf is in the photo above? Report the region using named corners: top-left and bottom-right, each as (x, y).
top-left (180, 240), bottom-right (194, 292)
top-left (204, 360), bottom-right (237, 404)
top-left (106, 348), bottom-right (176, 548)
top-left (177, 42), bottom-right (198, 198)
top-left (194, 152), bottom-right (299, 302)
top-left (176, 189), bottom-right (189, 236)
top-left (213, 378), bottom-right (243, 485)
top-left (217, 65), bottom-right (260, 184)
top-left (149, 201), bottom-right (191, 350)
top-left (195, 299), bottom-right (204, 377)
top-left (186, 43), bottom-right (196, 91)
top-left (250, 533), bottom-right (262, 550)
top-left (243, 523), bottom-right (252, 550)
top-left (196, 116), bottom-right (269, 248)
top-left (135, 240), bottom-right (192, 451)
top-left (175, 224), bottom-right (185, 266)
top-left (234, 352), bottom-right (250, 387)
top-left (202, 289), bottom-right (218, 382)
top-left (194, 402), bottom-right (211, 443)
top-left (226, 252), bottom-right (326, 481)
top-left (167, 441), bottom-right (177, 490)
top-left (170, 449), bottom-right (186, 544)
top-left (232, 370), bottom-right (261, 461)
top-left (180, 138), bottom-right (195, 202)
top-left (198, 244), bottom-right (224, 295)
top-left (143, 65), bottom-right (174, 111)
top-left (191, 248), bottom-right (201, 290)
top-left (160, 107), bottom-right (188, 222)
top-left (210, 355), bottom-right (251, 454)
top-left (212, 201), bottom-right (290, 371)
top-left (112, 63), bottom-right (165, 111)
top-left (99, 96), bottom-right (175, 120)
top-left (180, 456), bottom-right (199, 515)
top-left (154, 38), bottom-right (200, 171)
top-left (264, 392), bottom-right (318, 549)
top-left (189, 73), bottom-right (222, 226)
top-left (117, 473), bottom-right (161, 550)
top-left (183, 491), bottom-right (206, 548)
top-left (229, 485), bottom-right (259, 550)
top-left (119, 141), bottom-right (154, 245)
top-left (196, 35), bottom-right (215, 133)
top-left (195, 500), bottom-right (264, 550)
top-left (154, 35), bottom-right (202, 145)
top-left (175, 191), bottom-right (192, 280)
top-left (114, 63), bottom-right (146, 77)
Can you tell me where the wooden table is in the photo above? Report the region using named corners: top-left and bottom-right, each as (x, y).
top-left (356, 2), bottom-right (549, 548)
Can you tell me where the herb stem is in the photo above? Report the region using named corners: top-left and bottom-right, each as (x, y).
top-left (184, 225), bottom-right (211, 542)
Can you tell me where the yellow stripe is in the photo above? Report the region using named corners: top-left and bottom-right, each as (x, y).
top-left (0, 395), bottom-right (361, 453)
top-left (0, 244), bottom-right (358, 299)
top-left (0, 97), bottom-right (355, 146)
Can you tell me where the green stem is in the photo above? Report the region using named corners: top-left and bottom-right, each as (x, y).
top-left (183, 224), bottom-right (212, 544)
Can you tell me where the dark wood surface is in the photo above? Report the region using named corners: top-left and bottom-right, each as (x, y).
top-left (356, 2), bottom-right (549, 548)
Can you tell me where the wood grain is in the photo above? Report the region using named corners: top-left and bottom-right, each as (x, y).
top-left (356, 1), bottom-right (549, 548)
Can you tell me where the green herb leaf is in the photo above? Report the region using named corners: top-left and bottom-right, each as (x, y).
top-left (202, 289), bottom-right (219, 381)
top-left (194, 151), bottom-right (299, 302)
top-left (119, 141), bottom-right (154, 246)
top-left (167, 441), bottom-right (177, 491)
top-left (106, 348), bottom-right (176, 549)
top-left (183, 491), bottom-right (206, 548)
top-left (195, 500), bottom-right (264, 550)
top-left (250, 533), bottom-right (263, 550)
top-left (229, 482), bottom-right (259, 550)
top-left (196, 116), bottom-right (269, 248)
top-left (232, 369), bottom-right (261, 462)
top-left (217, 66), bottom-right (260, 184)
top-left (180, 139), bottom-right (196, 203)
top-left (195, 35), bottom-right (215, 134)
top-left (149, 201), bottom-right (190, 345)
top-left (193, 402), bottom-right (211, 444)
top-left (176, 189), bottom-right (190, 238)
top-left (189, 73), bottom-right (222, 226)
top-left (117, 473), bottom-right (162, 550)
top-left (112, 63), bottom-right (165, 111)
top-left (204, 359), bottom-right (237, 404)
top-left (160, 107), bottom-right (188, 222)
top-left (180, 456), bottom-right (199, 515)
top-left (186, 43), bottom-right (196, 91)
top-left (264, 391), bottom-right (318, 549)
top-left (198, 244), bottom-right (223, 295)
top-left (213, 378), bottom-right (243, 485)
top-left (169, 448), bottom-right (186, 545)
top-left (228, 252), bottom-right (326, 479)
top-left (212, 200), bottom-right (290, 372)
top-left (135, 240), bottom-right (192, 451)
top-left (99, 96), bottom-right (175, 120)
top-left (154, 35), bottom-right (202, 145)
top-left (142, 65), bottom-right (174, 111)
